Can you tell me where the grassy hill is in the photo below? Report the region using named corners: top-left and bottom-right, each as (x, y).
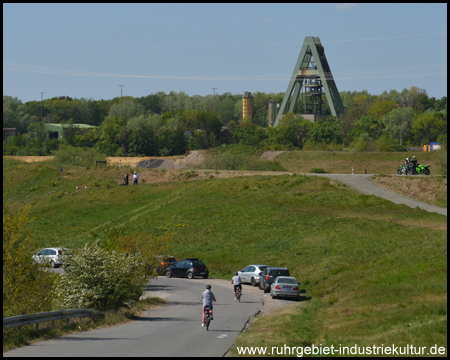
top-left (2, 152), bottom-right (447, 353)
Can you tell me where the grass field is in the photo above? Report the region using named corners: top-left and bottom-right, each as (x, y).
top-left (3, 151), bottom-right (447, 354)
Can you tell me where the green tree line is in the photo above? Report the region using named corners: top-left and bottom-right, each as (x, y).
top-left (3, 86), bottom-right (447, 156)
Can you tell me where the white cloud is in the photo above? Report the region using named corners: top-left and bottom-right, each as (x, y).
top-left (334, 3), bottom-right (358, 10)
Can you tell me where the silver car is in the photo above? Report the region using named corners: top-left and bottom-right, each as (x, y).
top-left (32, 247), bottom-right (65, 268)
top-left (238, 264), bottom-right (270, 287)
top-left (270, 276), bottom-right (300, 299)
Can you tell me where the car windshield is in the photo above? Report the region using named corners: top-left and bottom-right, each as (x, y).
top-left (259, 266), bottom-right (269, 272)
top-left (192, 260), bottom-right (205, 267)
top-left (277, 278), bottom-right (297, 284)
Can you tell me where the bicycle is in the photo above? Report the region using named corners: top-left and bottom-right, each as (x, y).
top-left (236, 288), bottom-right (241, 302)
top-left (204, 306), bottom-right (212, 331)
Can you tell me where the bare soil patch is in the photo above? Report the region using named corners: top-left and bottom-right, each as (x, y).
top-left (5, 156), bottom-right (55, 162)
top-left (106, 155), bottom-right (185, 166)
top-left (258, 151), bottom-right (284, 161)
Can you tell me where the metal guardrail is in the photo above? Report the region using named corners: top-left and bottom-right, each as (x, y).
top-left (3, 309), bottom-right (105, 330)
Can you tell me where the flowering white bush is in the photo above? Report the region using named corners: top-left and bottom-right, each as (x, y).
top-left (55, 240), bottom-right (146, 311)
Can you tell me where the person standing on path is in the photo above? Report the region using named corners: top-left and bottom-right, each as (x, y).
top-left (133, 171), bottom-right (139, 185)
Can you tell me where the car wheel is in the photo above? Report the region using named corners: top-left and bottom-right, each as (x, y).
top-left (187, 272), bottom-right (194, 279)
top-left (50, 260), bottom-right (56, 268)
top-left (251, 277), bottom-right (257, 287)
top-left (165, 269), bottom-right (172, 278)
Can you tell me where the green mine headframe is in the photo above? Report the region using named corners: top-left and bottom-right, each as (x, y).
top-left (274, 36), bottom-right (344, 127)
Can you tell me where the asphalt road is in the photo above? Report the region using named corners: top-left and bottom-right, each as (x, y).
top-left (4, 277), bottom-right (263, 357)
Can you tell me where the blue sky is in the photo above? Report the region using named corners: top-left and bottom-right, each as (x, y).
top-left (3, 3), bottom-right (447, 103)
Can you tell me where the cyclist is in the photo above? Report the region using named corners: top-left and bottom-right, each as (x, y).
top-left (201, 284), bottom-right (217, 327)
top-left (231, 272), bottom-right (242, 300)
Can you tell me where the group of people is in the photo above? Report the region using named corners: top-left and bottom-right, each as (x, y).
top-left (123, 171), bottom-right (139, 185)
top-left (405, 156), bottom-right (419, 175)
top-left (200, 272), bottom-right (243, 327)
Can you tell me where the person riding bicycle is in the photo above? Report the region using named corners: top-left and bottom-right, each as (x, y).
top-left (201, 284), bottom-right (216, 327)
top-left (231, 272), bottom-right (242, 300)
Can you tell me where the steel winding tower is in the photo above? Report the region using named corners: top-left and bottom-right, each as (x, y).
top-left (274, 36), bottom-right (344, 127)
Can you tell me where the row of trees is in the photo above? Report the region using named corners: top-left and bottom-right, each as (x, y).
top-left (3, 86), bottom-right (447, 156)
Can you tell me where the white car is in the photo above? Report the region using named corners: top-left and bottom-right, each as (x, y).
top-left (238, 264), bottom-right (270, 287)
top-left (32, 247), bottom-right (65, 268)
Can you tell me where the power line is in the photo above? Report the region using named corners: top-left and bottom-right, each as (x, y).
top-left (3, 32), bottom-right (446, 49)
top-left (4, 62), bottom-right (446, 82)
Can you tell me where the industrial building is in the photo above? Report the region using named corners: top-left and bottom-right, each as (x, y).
top-left (44, 123), bottom-right (95, 140)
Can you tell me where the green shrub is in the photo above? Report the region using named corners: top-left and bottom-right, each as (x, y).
top-left (350, 138), bottom-right (369, 152)
top-left (375, 135), bottom-right (406, 152)
top-left (55, 240), bottom-right (147, 311)
top-left (3, 207), bottom-right (56, 317)
top-left (50, 146), bottom-right (107, 167)
top-left (310, 168), bottom-right (328, 173)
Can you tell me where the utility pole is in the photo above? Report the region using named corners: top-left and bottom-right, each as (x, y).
top-left (119, 85), bottom-right (125, 117)
top-left (39, 91), bottom-right (45, 122)
top-left (212, 88), bottom-right (217, 113)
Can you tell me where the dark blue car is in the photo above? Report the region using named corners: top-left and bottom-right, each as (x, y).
top-left (165, 258), bottom-right (209, 279)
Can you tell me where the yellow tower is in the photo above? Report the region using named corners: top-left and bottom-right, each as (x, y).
top-left (242, 91), bottom-right (252, 120)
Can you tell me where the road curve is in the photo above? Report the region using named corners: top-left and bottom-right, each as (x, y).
top-left (308, 174), bottom-right (447, 216)
top-left (3, 277), bottom-right (264, 357)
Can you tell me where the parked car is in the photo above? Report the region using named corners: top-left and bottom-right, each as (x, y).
top-left (238, 264), bottom-right (270, 287)
top-left (32, 247), bottom-right (66, 268)
top-left (270, 276), bottom-right (300, 299)
top-left (259, 267), bottom-right (290, 293)
top-left (155, 255), bottom-right (177, 275)
top-left (165, 258), bottom-right (209, 279)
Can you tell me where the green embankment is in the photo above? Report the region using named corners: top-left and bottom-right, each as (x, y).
top-left (3, 153), bottom-right (447, 354)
